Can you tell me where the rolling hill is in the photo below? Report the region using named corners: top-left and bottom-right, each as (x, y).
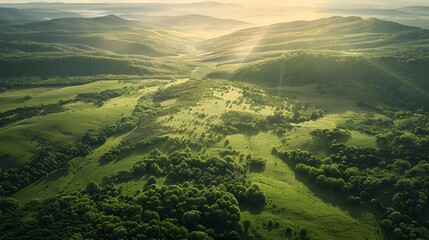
top-left (0, 7), bottom-right (79, 26)
top-left (198, 16), bottom-right (429, 61)
top-left (321, 6), bottom-right (429, 29)
top-left (200, 16), bottom-right (429, 108)
top-left (0, 14), bottom-right (194, 78)
top-left (144, 14), bottom-right (251, 36)
top-left (8, 14), bottom-right (134, 32)
top-left (1, 14), bottom-right (191, 56)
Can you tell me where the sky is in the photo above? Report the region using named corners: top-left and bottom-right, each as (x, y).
top-left (1, 0), bottom-right (429, 8)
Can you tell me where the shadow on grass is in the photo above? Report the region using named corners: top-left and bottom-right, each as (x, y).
top-left (98, 140), bottom-right (166, 166)
top-left (281, 158), bottom-right (377, 219)
top-left (249, 165), bottom-right (266, 173)
top-left (240, 203), bottom-right (265, 215)
top-left (45, 168), bottom-right (69, 181)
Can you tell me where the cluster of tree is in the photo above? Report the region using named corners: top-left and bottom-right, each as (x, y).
top-left (154, 80), bottom-right (216, 106)
top-left (76, 88), bottom-right (131, 106)
top-left (267, 105), bottom-right (324, 131)
top-left (0, 183), bottom-right (247, 239)
top-left (82, 117), bottom-right (138, 147)
top-left (0, 101), bottom-right (69, 126)
top-left (17, 95), bottom-right (33, 102)
top-left (310, 128), bottom-right (351, 148)
top-left (276, 132), bottom-right (429, 239)
top-left (339, 107), bottom-right (429, 157)
top-left (241, 87), bottom-right (275, 106)
top-left (211, 111), bottom-right (268, 135)
top-left (242, 154), bottom-right (267, 173)
top-left (101, 136), bottom-right (207, 164)
top-left (338, 113), bottom-right (394, 135)
top-left (205, 81), bottom-right (323, 129)
top-left (338, 107), bottom-right (429, 145)
top-left (104, 149), bottom-right (267, 209)
top-left (100, 137), bottom-right (169, 163)
top-left (278, 226), bottom-right (310, 240)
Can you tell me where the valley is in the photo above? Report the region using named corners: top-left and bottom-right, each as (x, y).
top-left (0, 3), bottom-right (428, 240)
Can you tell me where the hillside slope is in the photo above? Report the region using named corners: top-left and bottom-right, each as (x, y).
top-left (201, 16), bottom-right (429, 109)
top-left (1, 15), bottom-right (190, 56)
top-left (198, 16), bottom-right (429, 61)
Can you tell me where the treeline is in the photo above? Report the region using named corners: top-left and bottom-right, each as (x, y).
top-left (211, 105), bottom-right (323, 136)
top-left (0, 75), bottom-right (172, 89)
top-left (0, 55), bottom-right (152, 78)
top-left (76, 88), bottom-right (130, 106)
top-left (0, 101), bottom-right (68, 126)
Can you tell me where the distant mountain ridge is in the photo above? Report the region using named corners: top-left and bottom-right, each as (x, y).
top-left (0, 14), bottom-right (191, 57)
top-left (198, 16), bottom-right (428, 61)
top-left (0, 7), bottom-right (79, 26)
top-left (6, 14), bottom-right (138, 32)
top-left (322, 6), bottom-right (429, 29)
top-left (143, 14), bottom-right (251, 34)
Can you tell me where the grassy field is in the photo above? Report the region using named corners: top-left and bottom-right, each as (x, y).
top-left (10, 80), bottom-right (172, 201)
top-left (11, 131), bottom-right (159, 203)
top-left (215, 132), bottom-right (381, 240)
top-left (158, 82), bottom-right (383, 239)
top-left (5, 79), bottom-right (384, 239)
top-left (0, 81), bottom-right (133, 112)
top-left (0, 79), bottom-right (169, 168)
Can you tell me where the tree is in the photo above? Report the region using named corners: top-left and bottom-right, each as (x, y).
top-left (182, 210), bottom-right (201, 229)
top-left (381, 219), bottom-right (393, 231)
top-left (85, 181), bottom-right (100, 194)
top-left (243, 220), bottom-right (251, 232)
top-left (113, 226), bottom-right (127, 240)
top-left (376, 135), bottom-right (389, 148)
top-left (271, 147), bottom-right (278, 155)
top-left (24, 95), bottom-right (32, 101)
top-left (285, 227), bottom-right (292, 239)
top-left (299, 228), bottom-right (308, 240)
top-left (146, 176), bottom-right (156, 186)
top-left (143, 210), bottom-right (160, 222)
top-left (188, 231), bottom-right (213, 240)
top-left (0, 197), bottom-right (20, 212)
